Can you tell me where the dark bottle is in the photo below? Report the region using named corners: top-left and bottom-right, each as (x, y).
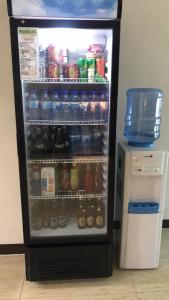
top-left (61, 163), bottom-right (70, 191)
top-left (49, 199), bottom-right (59, 229)
top-left (31, 199), bottom-right (42, 231)
top-left (62, 126), bottom-right (69, 154)
top-left (34, 127), bottom-right (44, 158)
top-left (41, 199), bottom-right (50, 228)
top-left (84, 164), bottom-right (94, 193)
top-left (95, 198), bottom-right (105, 229)
top-left (31, 165), bottom-right (41, 196)
top-left (86, 199), bottom-right (95, 228)
top-left (27, 126), bottom-right (36, 159)
top-left (77, 199), bottom-right (86, 229)
top-left (94, 164), bottom-right (103, 193)
top-left (42, 126), bottom-right (49, 158)
top-left (58, 199), bottom-right (69, 228)
top-left (53, 127), bottom-right (64, 156)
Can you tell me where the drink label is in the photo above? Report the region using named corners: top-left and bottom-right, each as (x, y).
top-left (87, 216), bottom-right (94, 227)
top-left (78, 217), bottom-right (86, 228)
top-left (96, 216), bottom-right (104, 227)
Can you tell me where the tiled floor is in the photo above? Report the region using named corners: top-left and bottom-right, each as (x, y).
top-left (0, 229), bottom-right (169, 300)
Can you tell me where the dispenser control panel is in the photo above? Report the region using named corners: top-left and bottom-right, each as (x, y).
top-left (131, 151), bottom-right (164, 176)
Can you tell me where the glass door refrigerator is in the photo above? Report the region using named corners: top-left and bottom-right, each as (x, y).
top-left (7, 0), bottom-right (122, 281)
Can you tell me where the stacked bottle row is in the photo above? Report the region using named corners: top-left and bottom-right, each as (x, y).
top-left (31, 198), bottom-right (105, 231)
top-left (26, 89), bottom-right (108, 121)
top-left (30, 163), bottom-right (104, 197)
top-left (27, 126), bottom-right (106, 158)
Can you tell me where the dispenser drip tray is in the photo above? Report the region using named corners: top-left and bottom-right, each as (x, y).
top-left (128, 202), bottom-right (159, 214)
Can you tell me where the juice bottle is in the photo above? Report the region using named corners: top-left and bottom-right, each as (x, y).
top-left (84, 164), bottom-right (94, 193)
top-left (94, 164), bottom-right (103, 193)
top-left (70, 163), bottom-right (79, 191)
top-left (61, 164), bottom-right (70, 191)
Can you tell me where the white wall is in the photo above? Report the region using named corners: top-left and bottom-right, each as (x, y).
top-left (117, 0), bottom-right (169, 218)
top-left (0, 0), bottom-right (169, 244)
top-left (0, 0), bottom-right (23, 244)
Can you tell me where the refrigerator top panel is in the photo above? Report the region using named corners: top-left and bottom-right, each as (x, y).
top-left (8, 0), bottom-right (121, 20)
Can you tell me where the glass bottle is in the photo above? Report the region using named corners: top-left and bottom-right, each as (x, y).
top-left (86, 198), bottom-right (95, 228)
top-left (83, 164), bottom-right (94, 193)
top-left (31, 199), bottom-right (42, 231)
top-left (58, 199), bottom-right (69, 228)
top-left (95, 198), bottom-right (105, 229)
top-left (77, 199), bottom-right (86, 229)
top-left (49, 199), bottom-right (59, 229)
top-left (70, 163), bottom-right (79, 191)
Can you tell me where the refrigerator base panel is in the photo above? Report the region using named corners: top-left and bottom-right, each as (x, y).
top-left (25, 243), bottom-right (113, 281)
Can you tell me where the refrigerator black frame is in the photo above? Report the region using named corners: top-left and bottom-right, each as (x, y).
top-left (9, 17), bottom-right (121, 246)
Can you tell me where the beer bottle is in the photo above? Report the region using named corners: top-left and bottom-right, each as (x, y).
top-left (86, 198), bottom-right (95, 228)
top-left (41, 199), bottom-right (50, 228)
top-left (58, 199), bottom-right (69, 228)
top-left (95, 198), bottom-right (105, 229)
top-left (77, 199), bottom-right (86, 229)
top-left (31, 199), bottom-right (42, 231)
top-left (94, 164), bottom-right (103, 193)
top-left (49, 199), bottom-right (59, 229)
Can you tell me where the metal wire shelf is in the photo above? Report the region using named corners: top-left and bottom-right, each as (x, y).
top-left (27, 157), bottom-right (107, 164)
top-left (23, 78), bottom-right (109, 84)
top-left (30, 192), bottom-right (106, 200)
top-left (26, 120), bottom-right (107, 126)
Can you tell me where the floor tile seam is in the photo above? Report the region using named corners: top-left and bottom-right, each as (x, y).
top-left (20, 275), bottom-right (26, 299)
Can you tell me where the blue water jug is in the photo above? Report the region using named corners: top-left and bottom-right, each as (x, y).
top-left (124, 88), bottom-right (163, 147)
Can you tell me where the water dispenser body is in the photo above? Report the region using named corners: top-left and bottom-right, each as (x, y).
top-left (117, 143), bottom-right (168, 269)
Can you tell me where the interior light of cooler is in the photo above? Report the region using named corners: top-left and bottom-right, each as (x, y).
top-left (38, 28), bottom-right (109, 50)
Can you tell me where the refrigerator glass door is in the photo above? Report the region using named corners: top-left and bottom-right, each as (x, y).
top-left (18, 27), bottom-right (113, 238)
top-left (10, 0), bottom-right (118, 19)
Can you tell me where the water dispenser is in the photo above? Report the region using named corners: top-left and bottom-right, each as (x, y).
top-left (117, 142), bottom-right (168, 269)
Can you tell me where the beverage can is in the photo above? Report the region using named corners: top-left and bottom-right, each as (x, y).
top-left (47, 45), bottom-right (57, 63)
top-left (48, 64), bottom-right (59, 78)
top-left (68, 64), bottom-right (79, 79)
top-left (96, 58), bottom-right (105, 77)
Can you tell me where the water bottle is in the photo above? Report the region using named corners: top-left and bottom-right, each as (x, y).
top-left (124, 88), bottom-right (163, 147)
top-left (40, 90), bottom-right (52, 120)
top-left (28, 90), bottom-right (40, 120)
top-left (71, 90), bottom-right (80, 121)
top-left (51, 90), bottom-right (61, 120)
top-left (81, 126), bottom-right (92, 155)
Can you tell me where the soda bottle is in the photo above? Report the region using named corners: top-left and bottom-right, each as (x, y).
top-left (27, 126), bottom-right (36, 159)
top-left (28, 90), bottom-right (40, 120)
top-left (95, 198), bottom-right (105, 229)
top-left (81, 126), bottom-right (92, 155)
top-left (61, 164), bottom-right (70, 191)
top-left (51, 90), bottom-right (61, 120)
top-left (34, 127), bottom-right (44, 158)
top-left (69, 127), bottom-right (81, 155)
top-left (70, 163), bottom-right (79, 191)
top-left (49, 199), bottom-right (59, 229)
top-left (41, 199), bottom-right (50, 228)
top-left (84, 164), bottom-right (94, 193)
top-left (31, 199), bottom-right (42, 231)
top-left (55, 165), bottom-right (61, 193)
top-left (40, 90), bottom-right (52, 120)
top-left (48, 126), bottom-right (55, 158)
top-left (95, 103), bottom-right (102, 120)
top-left (31, 165), bottom-right (41, 196)
top-left (42, 126), bottom-right (49, 158)
top-left (58, 199), bottom-right (69, 228)
top-left (86, 102), bottom-right (93, 120)
top-left (71, 90), bottom-right (80, 121)
top-left (53, 127), bottom-right (64, 156)
top-left (86, 199), bottom-right (95, 228)
top-left (62, 126), bottom-right (70, 154)
top-left (94, 164), bottom-right (103, 193)
top-left (77, 199), bottom-right (86, 229)
top-left (91, 126), bottom-right (102, 155)
top-left (64, 103), bottom-right (71, 121)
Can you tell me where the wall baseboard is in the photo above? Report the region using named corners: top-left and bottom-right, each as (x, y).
top-left (0, 244), bottom-right (25, 255)
top-left (163, 220), bottom-right (169, 228)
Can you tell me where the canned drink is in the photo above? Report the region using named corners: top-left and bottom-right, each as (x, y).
top-left (78, 58), bottom-right (88, 82)
top-left (48, 64), bottom-right (59, 78)
top-left (47, 45), bottom-right (57, 63)
top-left (68, 64), bottom-right (79, 79)
top-left (96, 58), bottom-right (105, 77)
